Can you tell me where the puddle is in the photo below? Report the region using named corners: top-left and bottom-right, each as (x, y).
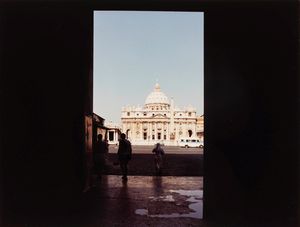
top-left (169, 189), bottom-right (203, 199)
top-left (135, 209), bottom-right (148, 215)
top-left (135, 189), bottom-right (203, 219)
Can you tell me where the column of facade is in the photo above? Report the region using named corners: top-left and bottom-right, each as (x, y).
top-left (174, 120), bottom-right (179, 141)
top-left (149, 122), bottom-right (151, 141)
top-left (193, 120), bottom-right (197, 138)
top-left (134, 122), bottom-right (138, 141)
top-left (130, 122), bottom-right (133, 140)
top-left (140, 121), bottom-right (143, 141)
top-left (182, 121), bottom-right (189, 137)
top-left (154, 122), bottom-right (157, 141)
top-left (166, 122), bottom-right (170, 141)
top-left (165, 121), bottom-right (169, 145)
top-left (148, 122), bottom-right (151, 142)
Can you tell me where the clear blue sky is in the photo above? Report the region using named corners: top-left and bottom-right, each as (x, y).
top-left (94, 11), bottom-right (204, 124)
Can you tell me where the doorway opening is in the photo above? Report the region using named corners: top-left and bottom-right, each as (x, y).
top-left (92, 10), bottom-right (204, 220)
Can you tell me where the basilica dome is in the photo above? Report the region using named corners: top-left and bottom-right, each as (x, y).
top-left (145, 83), bottom-right (170, 105)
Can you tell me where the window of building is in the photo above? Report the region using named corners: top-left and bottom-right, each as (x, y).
top-left (164, 114), bottom-right (166, 116)
top-left (143, 132), bottom-right (147, 140)
top-left (164, 135), bottom-right (166, 140)
top-left (137, 113), bottom-right (139, 116)
top-left (152, 135), bottom-right (155, 140)
top-left (143, 112), bottom-right (147, 116)
top-left (157, 133), bottom-right (161, 140)
top-left (127, 112), bottom-right (130, 116)
top-left (152, 114), bottom-right (155, 116)
top-left (188, 112), bottom-right (191, 116)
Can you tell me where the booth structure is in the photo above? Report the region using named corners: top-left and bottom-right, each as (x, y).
top-left (92, 113), bottom-right (109, 143)
top-left (105, 122), bottom-right (121, 145)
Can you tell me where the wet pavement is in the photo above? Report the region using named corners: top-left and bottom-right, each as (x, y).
top-left (81, 175), bottom-right (203, 227)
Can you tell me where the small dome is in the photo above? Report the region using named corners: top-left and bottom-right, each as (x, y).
top-left (145, 83), bottom-right (170, 105)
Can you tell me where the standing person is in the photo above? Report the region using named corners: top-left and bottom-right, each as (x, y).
top-left (118, 133), bottom-right (132, 180)
top-left (93, 134), bottom-right (108, 180)
top-left (152, 143), bottom-right (165, 175)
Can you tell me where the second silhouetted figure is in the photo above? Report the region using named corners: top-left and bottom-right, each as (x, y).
top-left (118, 133), bottom-right (132, 180)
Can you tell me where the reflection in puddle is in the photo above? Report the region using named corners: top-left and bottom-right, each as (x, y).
top-left (135, 209), bottom-right (148, 215)
top-left (149, 195), bottom-right (175, 202)
top-left (135, 189), bottom-right (203, 219)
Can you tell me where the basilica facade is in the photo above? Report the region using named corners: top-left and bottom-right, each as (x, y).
top-left (121, 83), bottom-right (203, 146)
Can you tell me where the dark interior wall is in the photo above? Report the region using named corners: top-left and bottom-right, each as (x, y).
top-left (204, 2), bottom-right (299, 226)
top-left (0, 1), bottom-right (298, 226)
top-left (0, 3), bottom-right (93, 223)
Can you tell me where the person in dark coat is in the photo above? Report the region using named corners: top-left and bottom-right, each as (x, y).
top-left (152, 143), bottom-right (165, 175)
top-left (93, 134), bottom-right (108, 179)
top-left (117, 133), bottom-right (132, 180)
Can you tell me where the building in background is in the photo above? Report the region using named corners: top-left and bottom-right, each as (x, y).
top-left (92, 113), bottom-right (109, 143)
top-left (196, 115), bottom-right (204, 140)
top-left (105, 121), bottom-right (121, 145)
top-left (121, 83), bottom-right (203, 146)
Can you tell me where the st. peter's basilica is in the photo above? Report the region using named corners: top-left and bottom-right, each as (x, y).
top-left (121, 83), bottom-right (203, 145)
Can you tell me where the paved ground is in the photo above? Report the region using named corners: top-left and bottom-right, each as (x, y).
top-left (109, 145), bottom-right (203, 154)
top-left (104, 146), bottom-right (203, 176)
top-left (80, 175), bottom-right (204, 227)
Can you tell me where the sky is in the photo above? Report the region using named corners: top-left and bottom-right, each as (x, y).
top-left (94, 11), bottom-right (204, 124)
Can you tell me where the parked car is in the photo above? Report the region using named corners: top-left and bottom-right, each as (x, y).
top-left (178, 138), bottom-right (204, 148)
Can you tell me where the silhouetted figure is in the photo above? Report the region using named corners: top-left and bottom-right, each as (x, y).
top-left (118, 133), bottom-right (132, 180)
top-left (152, 143), bottom-right (165, 175)
top-left (93, 134), bottom-right (108, 179)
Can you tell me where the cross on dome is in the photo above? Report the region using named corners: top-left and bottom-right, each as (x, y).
top-left (154, 82), bottom-right (161, 91)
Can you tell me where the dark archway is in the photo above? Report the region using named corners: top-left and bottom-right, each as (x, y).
top-left (126, 129), bottom-right (130, 139)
